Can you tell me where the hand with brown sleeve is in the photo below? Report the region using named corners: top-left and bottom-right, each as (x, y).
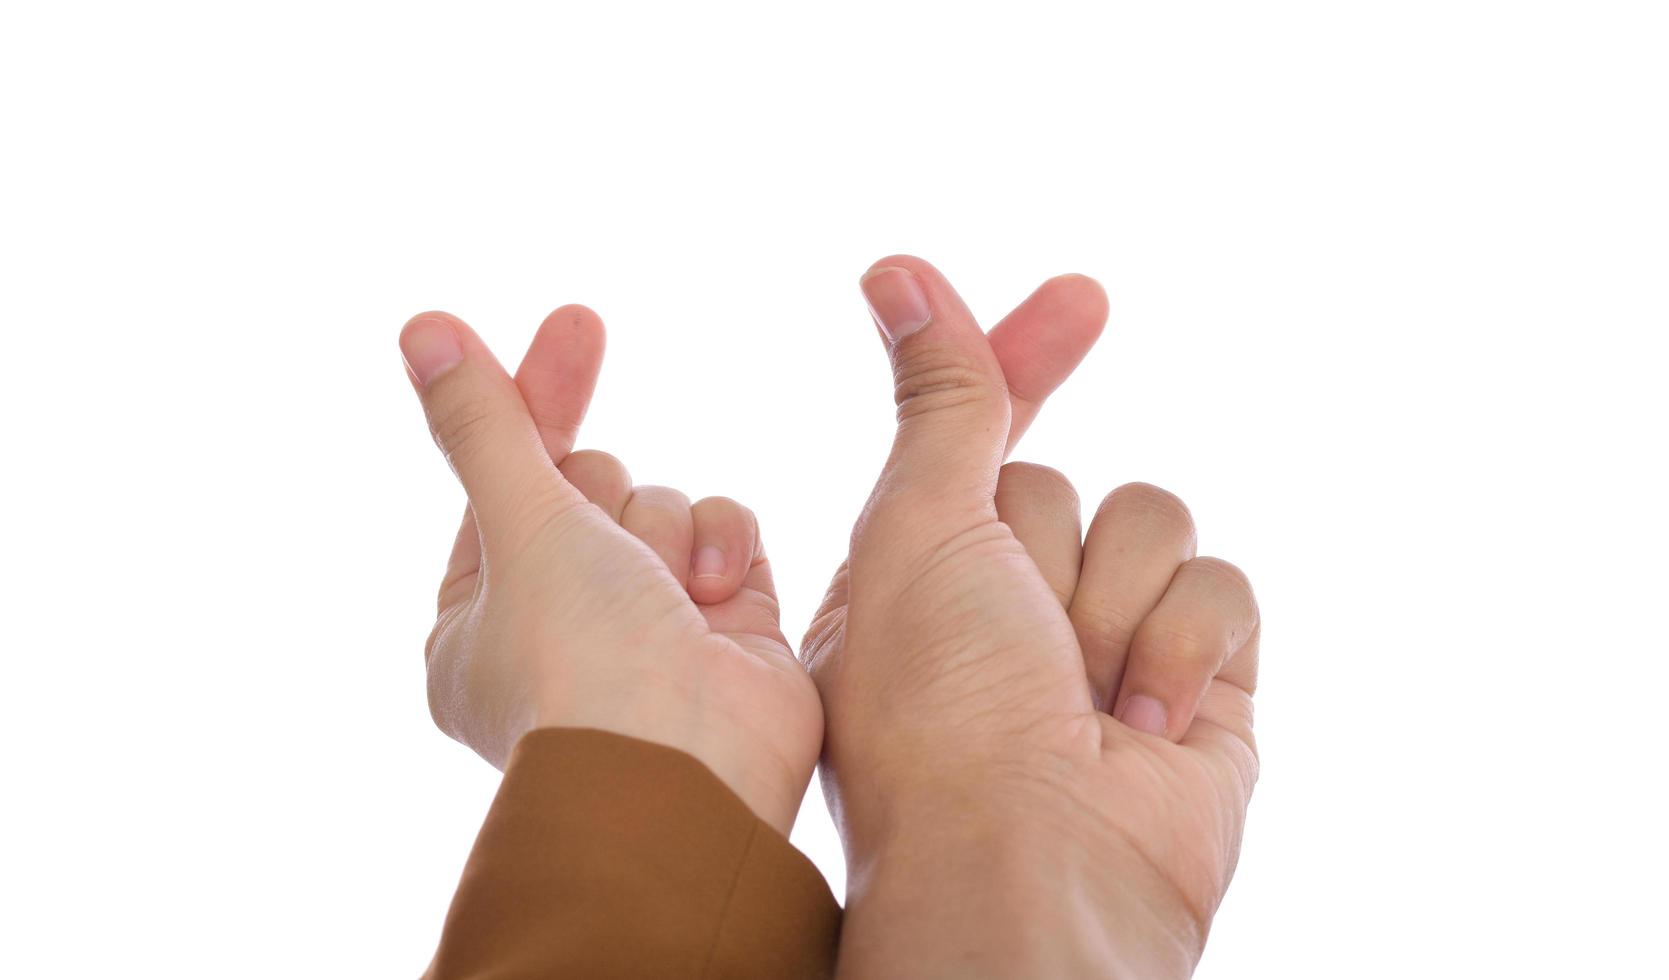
top-left (399, 306), bottom-right (837, 978)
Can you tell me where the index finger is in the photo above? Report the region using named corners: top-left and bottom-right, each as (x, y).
top-left (513, 304), bottom-right (607, 464)
top-left (986, 272), bottom-right (1109, 455)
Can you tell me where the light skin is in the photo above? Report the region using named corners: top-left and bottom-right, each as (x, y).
top-left (401, 257), bottom-right (1259, 975)
top-left (400, 304), bottom-right (818, 833)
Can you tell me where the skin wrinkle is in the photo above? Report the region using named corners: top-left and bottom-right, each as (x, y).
top-left (405, 254), bottom-right (1256, 975)
top-left (405, 304), bottom-right (822, 837)
top-left (807, 257), bottom-right (1258, 978)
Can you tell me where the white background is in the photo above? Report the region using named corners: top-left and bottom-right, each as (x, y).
top-left (3, 2), bottom-right (1665, 976)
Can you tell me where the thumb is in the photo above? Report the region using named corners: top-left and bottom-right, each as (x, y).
top-left (400, 312), bottom-right (579, 541)
top-left (860, 256), bottom-right (1011, 513)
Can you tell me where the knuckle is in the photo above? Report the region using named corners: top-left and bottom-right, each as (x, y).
top-left (998, 462), bottom-right (1080, 509)
top-left (558, 449), bottom-right (629, 483)
top-left (622, 486), bottom-right (693, 539)
top-left (891, 345), bottom-right (1007, 423)
top-left (1191, 556), bottom-right (1257, 608)
top-left (1102, 482), bottom-right (1196, 541)
top-left (1073, 602), bottom-right (1142, 653)
top-left (692, 496), bottom-right (761, 556)
top-left (631, 485), bottom-right (691, 511)
top-left (429, 396), bottom-right (500, 469)
top-left (558, 450), bottom-right (632, 509)
top-left (693, 494), bottom-right (751, 520)
top-left (1137, 623), bottom-right (1213, 665)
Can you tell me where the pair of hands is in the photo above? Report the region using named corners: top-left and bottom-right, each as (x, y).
top-left (400, 255), bottom-right (1260, 977)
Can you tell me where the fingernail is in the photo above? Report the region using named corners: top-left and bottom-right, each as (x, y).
top-left (860, 266), bottom-right (931, 342)
top-left (401, 315), bottom-right (464, 386)
top-left (691, 545), bottom-right (727, 580)
top-left (1118, 695), bottom-right (1168, 737)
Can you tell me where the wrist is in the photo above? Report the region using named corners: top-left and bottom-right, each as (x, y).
top-left (835, 776), bottom-right (1202, 979)
top-left (528, 662), bottom-right (812, 836)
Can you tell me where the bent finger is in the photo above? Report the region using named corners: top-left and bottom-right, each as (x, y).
top-left (994, 462), bottom-right (1082, 607)
top-left (1069, 483), bottom-right (1197, 710)
top-left (688, 496), bottom-right (761, 605)
top-left (557, 449), bottom-right (633, 522)
top-left (620, 486), bottom-right (695, 589)
top-left (1113, 557), bottom-right (1259, 741)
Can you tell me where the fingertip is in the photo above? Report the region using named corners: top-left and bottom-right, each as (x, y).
top-left (691, 544), bottom-right (728, 579)
top-left (526, 304), bottom-right (606, 368)
top-left (987, 273), bottom-right (1108, 416)
top-left (400, 312), bottom-right (465, 387)
top-left (405, 309), bottom-right (462, 328)
top-left (862, 253), bottom-right (933, 280)
top-left (1115, 693), bottom-right (1172, 739)
top-left (860, 265), bottom-right (932, 342)
top-left (687, 496), bottom-right (758, 605)
top-left (1115, 627), bottom-right (1210, 742)
top-left (620, 485), bottom-right (696, 589)
top-left (556, 450), bottom-right (632, 520)
top-left (1044, 273), bottom-right (1110, 326)
top-left (517, 304), bottom-right (608, 459)
top-left (687, 545), bottom-right (735, 604)
top-left (538, 303), bottom-right (606, 341)
top-left (860, 254), bottom-right (977, 327)
top-left (402, 310), bottom-right (475, 347)
top-left (996, 460), bottom-right (1081, 512)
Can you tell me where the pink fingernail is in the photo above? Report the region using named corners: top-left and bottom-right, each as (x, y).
top-left (860, 266), bottom-right (931, 342)
top-left (400, 315), bottom-right (464, 386)
top-left (1118, 695), bottom-right (1169, 737)
top-left (691, 545), bottom-right (727, 579)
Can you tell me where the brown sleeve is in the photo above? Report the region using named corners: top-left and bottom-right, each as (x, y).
top-left (422, 727), bottom-right (841, 979)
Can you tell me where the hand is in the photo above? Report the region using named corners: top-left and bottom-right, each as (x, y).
top-left (401, 306), bottom-right (821, 834)
top-left (804, 257), bottom-right (1260, 976)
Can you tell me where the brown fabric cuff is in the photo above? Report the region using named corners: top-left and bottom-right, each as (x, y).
top-left (424, 728), bottom-right (840, 979)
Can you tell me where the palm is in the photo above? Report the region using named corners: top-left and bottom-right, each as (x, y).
top-left (1087, 693), bottom-right (1256, 935)
top-left (444, 503), bottom-right (816, 739)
